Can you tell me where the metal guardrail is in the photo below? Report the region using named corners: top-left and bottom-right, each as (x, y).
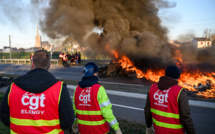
top-left (0, 59), bottom-right (31, 64)
top-left (0, 59), bottom-right (59, 65)
top-left (0, 59), bottom-right (111, 66)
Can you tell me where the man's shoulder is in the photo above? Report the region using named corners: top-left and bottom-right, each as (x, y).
top-left (172, 85), bottom-right (183, 90)
top-left (94, 83), bottom-right (103, 88)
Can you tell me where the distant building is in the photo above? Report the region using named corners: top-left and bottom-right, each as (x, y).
top-left (191, 37), bottom-right (212, 49)
top-left (35, 25), bottom-right (42, 48)
top-left (3, 46), bottom-right (17, 52)
top-left (3, 46), bottom-right (10, 52)
top-left (25, 47), bottom-right (40, 52)
top-left (34, 26), bottom-right (54, 51)
top-left (41, 41), bottom-right (54, 51)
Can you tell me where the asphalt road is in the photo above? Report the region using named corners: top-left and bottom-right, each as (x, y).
top-left (0, 64), bottom-right (153, 85)
top-left (0, 64), bottom-right (83, 81)
top-left (1, 63), bottom-right (215, 134)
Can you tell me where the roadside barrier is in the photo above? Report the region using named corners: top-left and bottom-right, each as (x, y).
top-left (0, 59), bottom-right (111, 66)
top-left (0, 59), bottom-right (59, 65)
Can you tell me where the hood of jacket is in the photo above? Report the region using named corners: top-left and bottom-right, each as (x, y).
top-left (14, 68), bottom-right (58, 93)
top-left (157, 76), bottom-right (178, 90)
top-left (78, 76), bottom-right (98, 88)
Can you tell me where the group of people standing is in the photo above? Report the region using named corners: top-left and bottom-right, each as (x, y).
top-left (0, 50), bottom-right (196, 134)
top-left (59, 52), bottom-right (81, 67)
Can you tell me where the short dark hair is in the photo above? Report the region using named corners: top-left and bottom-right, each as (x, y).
top-left (33, 50), bottom-right (50, 69)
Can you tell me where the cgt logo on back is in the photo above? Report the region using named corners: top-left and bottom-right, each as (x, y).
top-left (79, 88), bottom-right (91, 106)
top-left (153, 89), bottom-right (170, 107)
top-left (20, 92), bottom-right (46, 115)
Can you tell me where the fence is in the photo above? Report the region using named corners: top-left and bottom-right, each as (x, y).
top-left (0, 51), bottom-right (111, 60)
top-left (0, 59), bottom-right (59, 65)
top-left (0, 52), bottom-right (60, 59)
top-left (0, 59), bottom-right (111, 66)
top-left (0, 51), bottom-right (112, 66)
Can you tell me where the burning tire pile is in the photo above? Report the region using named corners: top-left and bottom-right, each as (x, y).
top-left (0, 76), bottom-right (15, 88)
top-left (182, 79), bottom-right (215, 99)
top-left (99, 63), bottom-right (136, 78)
top-left (99, 62), bottom-right (215, 100)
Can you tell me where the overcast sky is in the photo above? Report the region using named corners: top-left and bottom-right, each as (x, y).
top-left (0, 0), bottom-right (214, 49)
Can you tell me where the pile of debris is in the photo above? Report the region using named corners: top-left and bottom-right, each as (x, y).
top-left (0, 76), bottom-right (15, 87)
top-left (186, 80), bottom-right (215, 99)
top-left (98, 62), bottom-right (215, 99)
top-left (99, 63), bottom-right (136, 78)
top-left (194, 80), bottom-right (212, 92)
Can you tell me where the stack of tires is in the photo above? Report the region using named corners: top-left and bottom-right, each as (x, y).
top-left (0, 76), bottom-right (15, 87)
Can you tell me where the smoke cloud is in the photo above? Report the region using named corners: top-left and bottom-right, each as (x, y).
top-left (0, 0), bottom-right (47, 30)
top-left (40, 0), bottom-right (177, 68)
top-left (177, 30), bottom-right (196, 42)
top-left (0, 0), bottom-right (27, 28)
top-left (181, 45), bottom-right (215, 64)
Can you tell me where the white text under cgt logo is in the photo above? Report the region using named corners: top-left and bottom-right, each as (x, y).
top-left (20, 92), bottom-right (46, 115)
top-left (153, 88), bottom-right (170, 107)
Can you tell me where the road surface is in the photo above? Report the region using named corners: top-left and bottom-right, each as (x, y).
top-left (0, 63), bottom-right (215, 134)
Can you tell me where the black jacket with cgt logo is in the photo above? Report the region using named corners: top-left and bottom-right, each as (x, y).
top-left (0, 68), bottom-right (74, 130)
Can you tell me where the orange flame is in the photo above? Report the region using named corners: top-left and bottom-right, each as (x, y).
top-left (174, 50), bottom-right (183, 67)
top-left (106, 44), bottom-right (119, 59)
top-left (179, 72), bottom-right (215, 98)
top-left (108, 46), bottom-right (215, 98)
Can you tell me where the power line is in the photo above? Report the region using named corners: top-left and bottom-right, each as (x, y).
top-left (162, 18), bottom-right (215, 26)
top-left (168, 26), bottom-right (215, 31)
top-left (163, 22), bottom-right (215, 27)
top-left (181, 22), bottom-right (215, 25)
top-left (169, 27), bottom-right (215, 30)
top-left (179, 18), bottom-right (215, 23)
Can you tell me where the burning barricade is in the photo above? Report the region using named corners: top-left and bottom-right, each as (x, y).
top-left (194, 80), bottom-right (212, 92)
top-left (99, 57), bottom-right (215, 99)
top-left (99, 62), bottom-right (136, 78)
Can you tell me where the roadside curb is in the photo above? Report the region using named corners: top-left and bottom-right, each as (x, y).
top-left (67, 85), bottom-right (215, 109)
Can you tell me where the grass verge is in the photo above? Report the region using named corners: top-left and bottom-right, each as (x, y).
top-left (0, 93), bottom-right (10, 134)
top-left (110, 119), bottom-right (146, 134)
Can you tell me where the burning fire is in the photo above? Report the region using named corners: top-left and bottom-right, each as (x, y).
top-left (109, 47), bottom-right (215, 99)
top-left (174, 50), bottom-right (183, 68)
top-left (111, 49), bottom-right (165, 81)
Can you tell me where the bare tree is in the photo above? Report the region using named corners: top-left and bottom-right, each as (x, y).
top-left (203, 28), bottom-right (212, 38)
top-left (203, 28), bottom-right (215, 45)
top-left (211, 34), bottom-right (215, 46)
top-left (62, 36), bottom-right (77, 52)
top-left (18, 48), bottom-right (25, 52)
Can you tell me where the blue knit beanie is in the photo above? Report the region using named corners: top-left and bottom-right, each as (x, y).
top-left (165, 65), bottom-right (181, 79)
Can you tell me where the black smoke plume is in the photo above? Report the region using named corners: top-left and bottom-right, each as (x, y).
top-left (40, 0), bottom-right (177, 69)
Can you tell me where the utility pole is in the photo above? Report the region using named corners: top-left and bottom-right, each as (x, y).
top-left (9, 35), bottom-right (12, 59)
